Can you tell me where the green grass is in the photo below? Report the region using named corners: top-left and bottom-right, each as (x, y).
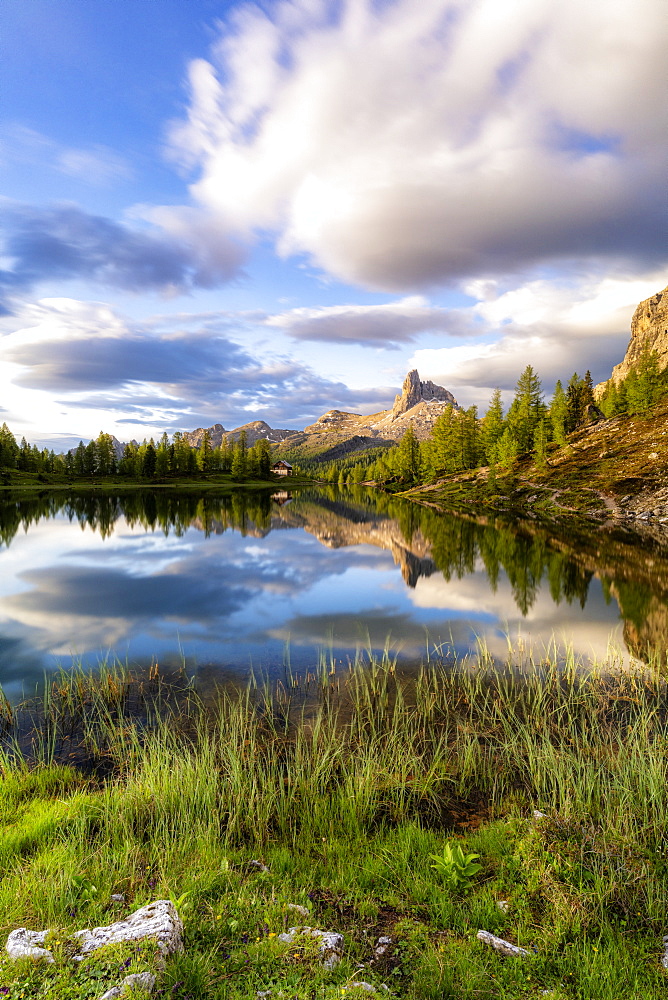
top-left (0, 469), bottom-right (315, 493)
top-left (1, 646), bottom-right (668, 997)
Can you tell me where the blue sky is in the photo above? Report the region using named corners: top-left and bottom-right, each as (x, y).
top-left (1, 0), bottom-right (665, 448)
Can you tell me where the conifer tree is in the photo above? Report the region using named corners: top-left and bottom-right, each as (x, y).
top-left (549, 380), bottom-right (568, 444)
top-left (481, 389), bottom-right (504, 464)
top-left (506, 365), bottom-right (545, 453)
top-left (0, 423), bottom-right (18, 469)
top-left (396, 425), bottom-right (420, 482)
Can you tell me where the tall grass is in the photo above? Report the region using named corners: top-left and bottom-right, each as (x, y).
top-left (6, 642), bottom-right (667, 850)
top-left (2, 642), bottom-right (668, 998)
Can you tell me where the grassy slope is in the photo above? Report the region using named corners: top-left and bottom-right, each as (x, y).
top-left (403, 400), bottom-right (668, 521)
top-left (1, 655), bottom-right (668, 998)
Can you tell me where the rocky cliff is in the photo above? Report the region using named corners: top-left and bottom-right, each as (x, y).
top-left (597, 285), bottom-right (668, 393)
top-left (270, 370), bottom-right (460, 464)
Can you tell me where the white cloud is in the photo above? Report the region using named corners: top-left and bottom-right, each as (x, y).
top-left (170, 0), bottom-right (666, 291)
top-left (266, 295), bottom-right (478, 345)
top-left (1, 125), bottom-right (134, 186)
top-left (409, 270), bottom-right (667, 401)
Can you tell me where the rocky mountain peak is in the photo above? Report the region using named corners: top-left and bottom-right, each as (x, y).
top-left (601, 285), bottom-right (668, 391)
top-left (391, 369), bottom-right (458, 417)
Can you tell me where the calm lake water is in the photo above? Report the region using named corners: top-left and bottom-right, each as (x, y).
top-left (0, 486), bottom-right (666, 699)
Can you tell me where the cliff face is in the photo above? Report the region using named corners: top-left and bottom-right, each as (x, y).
top-left (391, 369), bottom-right (458, 417)
top-left (598, 285), bottom-right (668, 393)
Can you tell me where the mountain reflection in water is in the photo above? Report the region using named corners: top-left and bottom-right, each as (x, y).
top-left (0, 486), bottom-right (665, 697)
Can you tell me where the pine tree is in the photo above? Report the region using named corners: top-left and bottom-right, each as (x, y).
top-left (506, 365), bottom-right (545, 453)
top-left (0, 423), bottom-right (18, 469)
top-left (96, 432), bottom-right (116, 475)
top-left (197, 430), bottom-right (213, 472)
top-left (496, 428), bottom-right (519, 469)
top-left (231, 431), bottom-right (248, 480)
top-left (142, 442), bottom-right (157, 478)
top-left (396, 425), bottom-right (420, 482)
top-left (565, 372), bottom-right (586, 430)
top-left (533, 418), bottom-right (549, 469)
top-left (481, 389), bottom-right (504, 464)
top-left (549, 380), bottom-right (568, 444)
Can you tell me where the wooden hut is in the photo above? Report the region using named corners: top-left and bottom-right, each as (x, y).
top-left (271, 460), bottom-right (293, 477)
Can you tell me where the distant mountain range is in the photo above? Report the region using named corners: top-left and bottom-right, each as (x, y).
top-left (179, 369), bottom-right (460, 465)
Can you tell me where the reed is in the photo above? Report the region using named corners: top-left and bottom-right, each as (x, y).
top-left (1, 641), bottom-right (667, 998)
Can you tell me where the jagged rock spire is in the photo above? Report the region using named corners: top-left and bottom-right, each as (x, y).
top-left (391, 369), bottom-right (458, 418)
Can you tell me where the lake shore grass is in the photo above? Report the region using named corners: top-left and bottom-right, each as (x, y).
top-left (1, 647), bottom-right (668, 998)
top-left (0, 469), bottom-right (315, 495)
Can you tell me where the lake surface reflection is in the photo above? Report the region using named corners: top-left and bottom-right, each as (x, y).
top-left (0, 486), bottom-right (666, 697)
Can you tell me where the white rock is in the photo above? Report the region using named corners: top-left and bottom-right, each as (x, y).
top-left (496, 900), bottom-right (509, 912)
top-left (111, 894), bottom-right (126, 903)
top-left (278, 926), bottom-right (344, 969)
top-left (344, 983), bottom-right (390, 994)
top-left (342, 980), bottom-right (390, 993)
top-left (5, 927), bottom-right (54, 963)
top-left (285, 903), bottom-right (309, 918)
top-left (249, 860), bottom-right (270, 873)
top-left (372, 935), bottom-right (392, 960)
top-left (662, 934), bottom-right (668, 969)
top-left (532, 810), bottom-right (548, 819)
top-left (476, 929), bottom-right (530, 957)
top-left (99, 971), bottom-right (156, 999)
top-left (74, 900), bottom-right (183, 959)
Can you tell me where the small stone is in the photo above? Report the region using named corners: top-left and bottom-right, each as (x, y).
top-left (99, 971), bottom-right (156, 999)
top-left (661, 934), bottom-right (668, 969)
top-left (249, 860), bottom-right (270, 873)
top-left (278, 926), bottom-right (344, 969)
top-left (285, 903), bottom-right (309, 918)
top-left (111, 894), bottom-right (126, 903)
top-left (649, 453), bottom-right (659, 460)
top-left (344, 983), bottom-right (390, 994)
top-left (476, 929), bottom-right (530, 957)
top-left (372, 935), bottom-right (392, 960)
top-left (496, 900), bottom-right (509, 912)
top-left (532, 809), bottom-right (548, 819)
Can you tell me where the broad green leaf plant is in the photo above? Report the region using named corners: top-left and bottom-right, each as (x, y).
top-left (429, 842), bottom-right (482, 892)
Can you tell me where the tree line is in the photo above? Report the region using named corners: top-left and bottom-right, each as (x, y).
top-left (0, 425), bottom-right (279, 481)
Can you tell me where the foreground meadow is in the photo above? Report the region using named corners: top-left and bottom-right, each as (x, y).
top-left (0, 647), bottom-right (667, 999)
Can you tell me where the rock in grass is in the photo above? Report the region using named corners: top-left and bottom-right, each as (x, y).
top-left (344, 983), bottom-right (390, 994)
top-left (285, 903), bottom-right (310, 918)
top-left (99, 971), bottom-right (156, 999)
top-left (662, 934), bottom-right (668, 969)
top-left (278, 926), bottom-right (344, 968)
top-left (5, 928), bottom-right (54, 963)
top-left (6, 901), bottom-right (183, 998)
top-left (73, 899), bottom-right (183, 959)
top-left (476, 929), bottom-right (530, 957)
top-left (372, 936), bottom-right (392, 960)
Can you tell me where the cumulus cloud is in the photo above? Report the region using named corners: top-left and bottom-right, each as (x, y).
top-left (170, 0), bottom-right (666, 291)
top-left (266, 296), bottom-right (478, 346)
top-left (0, 201), bottom-right (246, 311)
top-left (409, 271), bottom-right (666, 401)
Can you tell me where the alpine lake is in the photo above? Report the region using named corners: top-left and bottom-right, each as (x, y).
top-left (0, 484), bottom-right (666, 703)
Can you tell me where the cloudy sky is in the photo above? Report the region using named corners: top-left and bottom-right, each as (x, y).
top-left (2, 0), bottom-right (665, 449)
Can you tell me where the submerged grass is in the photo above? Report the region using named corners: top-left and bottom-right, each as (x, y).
top-left (1, 644), bottom-right (668, 997)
